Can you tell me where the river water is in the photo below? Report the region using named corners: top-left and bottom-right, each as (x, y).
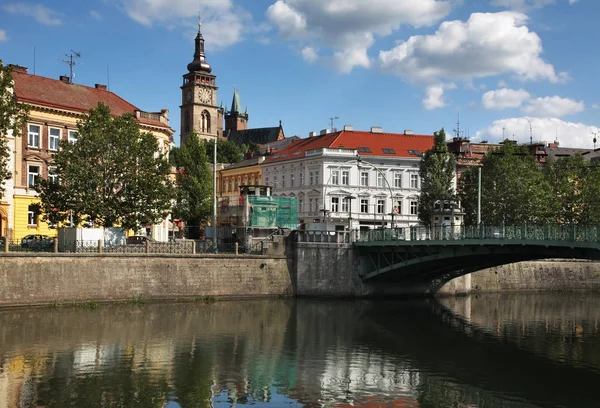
top-left (1, 293), bottom-right (599, 407)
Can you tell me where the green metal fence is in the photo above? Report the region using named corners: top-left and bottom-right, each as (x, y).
top-left (248, 196), bottom-right (297, 229)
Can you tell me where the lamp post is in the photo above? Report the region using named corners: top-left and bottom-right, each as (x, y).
top-left (344, 195), bottom-right (355, 230)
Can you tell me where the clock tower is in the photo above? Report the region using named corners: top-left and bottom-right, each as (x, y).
top-left (180, 19), bottom-right (221, 144)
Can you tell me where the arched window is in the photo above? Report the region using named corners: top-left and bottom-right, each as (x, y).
top-left (201, 110), bottom-right (211, 133)
top-left (184, 110), bottom-right (191, 133)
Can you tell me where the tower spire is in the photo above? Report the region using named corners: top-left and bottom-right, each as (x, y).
top-left (187, 14), bottom-right (212, 73)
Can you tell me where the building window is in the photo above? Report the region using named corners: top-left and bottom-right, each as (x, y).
top-left (298, 198), bottom-right (303, 212)
top-left (377, 199), bottom-right (385, 214)
top-left (273, 176), bottom-right (277, 187)
top-left (341, 197), bottom-right (349, 213)
top-left (201, 110), bottom-right (211, 133)
top-left (49, 128), bottom-right (60, 151)
top-left (28, 165), bottom-right (40, 187)
top-left (394, 200), bottom-right (402, 215)
top-left (394, 172), bottom-right (402, 188)
top-left (309, 172), bottom-right (314, 185)
top-left (281, 175), bottom-right (286, 188)
top-left (410, 200), bottom-right (418, 215)
top-left (300, 172), bottom-right (304, 186)
top-left (342, 170), bottom-right (349, 185)
top-left (27, 205), bottom-right (38, 226)
top-left (331, 170), bottom-right (339, 185)
top-left (228, 180), bottom-right (233, 192)
top-left (48, 167), bottom-right (58, 184)
top-left (291, 174), bottom-right (295, 187)
top-left (309, 198), bottom-right (314, 212)
top-left (410, 174), bottom-right (419, 189)
top-left (360, 172), bottom-right (369, 186)
top-left (377, 173), bottom-right (385, 187)
top-left (315, 170), bottom-right (320, 184)
top-left (222, 181), bottom-right (227, 192)
top-left (68, 130), bottom-right (78, 144)
top-left (331, 197), bottom-right (339, 212)
top-left (28, 125), bottom-right (40, 148)
top-left (361, 199), bottom-right (369, 213)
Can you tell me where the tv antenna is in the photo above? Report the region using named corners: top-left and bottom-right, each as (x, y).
top-left (526, 119), bottom-right (533, 144)
top-left (62, 50), bottom-right (81, 83)
top-left (329, 116), bottom-right (339, 132)
top-left (453, 114), bottom-right (462, 138)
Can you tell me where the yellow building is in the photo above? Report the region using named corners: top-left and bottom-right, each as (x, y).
top-left (6, 65), bottom-right (174, 241)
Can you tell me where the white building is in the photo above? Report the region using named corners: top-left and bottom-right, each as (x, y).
top-left (261, 126), bottom-right (434, 231)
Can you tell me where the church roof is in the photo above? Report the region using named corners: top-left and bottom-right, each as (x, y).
top-left (263, 129), bottom-right (434, 164)
top-left (11, 68), bottom-right (172, 131)
top-left (230, 89), bottom-right (242, 114)
top-left (227, 126), bottom-right (283, 145)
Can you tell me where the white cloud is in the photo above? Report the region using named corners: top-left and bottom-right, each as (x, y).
top-left (266, 0), bottom-right (452, 73)
top-left (593, 104), bottom-right (599, 109)
top-left (522, 96), bottom-right (584, 117)
top-left (491, 0), bottom-right (578, 10)
top-left (90, 10), bottom-right (102, 20)
top-left (423, 82), bottom-right (456, 110)
top-left (116, 0), bottom-right (248, 49)
top-left (482, 88), bottom-right (530, 110)
top-left (477, 117), bottom-right (598, 148)
top-left (2, 3), bottom-right (62, 25)
top-left (301, 46), bottom-right (318, 62)
top-left (379, 12), bottom-right (565, 84)
top-left (0, 30), bottom-right (7, 42)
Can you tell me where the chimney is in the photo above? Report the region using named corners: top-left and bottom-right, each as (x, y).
top-left (343, 125), bottom-right (354, 131)
top-left (8, 64), bottom-right (28, 73)
top-left (308, 131), bottom-right (317, 138)
top-left (59, 75), bottom-right (70, 83)
top-left (319, 129), bottom-right (329, 136)
top-left (95, 84), bottom-right (107, 90)
top-left (404, 129), bottom-right (414, 135)
top-left (161, 108), bottom-right (168, 118)
top-left (370, 126), bottom-right (383, 133)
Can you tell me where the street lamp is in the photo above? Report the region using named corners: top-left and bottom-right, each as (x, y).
top-left (344, 195), bottom-right (355, 230)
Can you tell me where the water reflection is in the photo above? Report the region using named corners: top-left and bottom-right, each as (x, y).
top-left (0, 295), bottom-right (599, 407)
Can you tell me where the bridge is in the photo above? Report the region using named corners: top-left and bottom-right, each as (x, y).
top-left (353, 224), bottom-right (600, 291)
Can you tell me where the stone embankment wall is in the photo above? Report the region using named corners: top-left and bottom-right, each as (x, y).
top-left (467, 260), bottom-right (600, 293)
top-left (0, 254), bottom-right (293, 307)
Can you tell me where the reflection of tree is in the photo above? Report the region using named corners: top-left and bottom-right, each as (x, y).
top-left (172, 340), bottom-right (216, 408)
top-left (34, 346), bottom-right (170, 408)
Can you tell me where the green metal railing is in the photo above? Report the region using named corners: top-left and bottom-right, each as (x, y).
top-left (357, 224), bottom-right (600, 244)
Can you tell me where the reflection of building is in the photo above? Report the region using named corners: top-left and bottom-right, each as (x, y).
top-left (262, 127), bottom-right (434, 230)
top-left (8, 65), bottom-right (174, 241)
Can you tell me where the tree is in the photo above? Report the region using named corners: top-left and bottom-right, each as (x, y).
top-left (170, 132), bottom-right (212, 238)
top-left (0, 60), bottom-right (29, 198)
top-left (36, 102), bottom-right (174, 230)
top-left (418, 128), bottom-right (456, 226)
top-left (204, 139), bottom-right (243, 164)
top-left (459, 141), bottom-right (553, 225)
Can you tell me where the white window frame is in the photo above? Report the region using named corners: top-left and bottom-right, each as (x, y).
top-left (27, 205), bottom-right (38, 226)
top-left (331, 197), bottom-right (339, 213)
top-left (28, 124), bottom-right (40, 148)
top-left (360, 172), bottom-right (369, 187)
top-left (377, 173), bottom-right (385, 188)
top-left (28, 165), bottom-right (40, 188)
top-left (282, 174), bottom-right (286, 188)
top-left (410, 200), bottom-right (418, 215)
top-left (331, 170), bottom-right (339, 185)
top-left (394, 172), bottom-right (402, 188)
top-left (68, 130), bottom-right (78, 144)
top-left (342, 170), bottom-right (349, 186)
top-left (410, 174), bottom-right (419, 189)
top-left (48, 167), bottom-right (58, 184)
top-left (315, 170), bottom-right (320, 184)
top-left (360, 199), bottom-right (369, 213)
top-left (341, 197), bottom-right (349, 213)
top-left (300, 172), bottom-right (304, 186)
top-left (377, 199), bottom-right (385, 214)
top-left (49, 128), bottom-right (60, 151)
top-left (291, 174), bottom-right (295, 187)
top-left (298, 198), bottom-right (303, 212)
top-left (309, 172), bottom-right (314, 185)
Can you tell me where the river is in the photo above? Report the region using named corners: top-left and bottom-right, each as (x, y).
top-left (0, 293), bottom-right (599, 407)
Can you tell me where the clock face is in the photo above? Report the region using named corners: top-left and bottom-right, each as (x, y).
top-left (198, 88), bottom-right (212, 104)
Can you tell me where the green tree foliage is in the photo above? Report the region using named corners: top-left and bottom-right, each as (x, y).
top-left (170, 132), bottom-right (212, 238)
top-left (418, 128), bottom-right (456, 225)
top-left (204, 138), bottom-right (244, 164)
top-left (544, 155), bottom-right (600, 224)
top-left (36, 102), bottom-right (174, 230)
top-left (0, 60), bottom-right (29, 198)
top-left (459, 141), bottom-right (553, 225)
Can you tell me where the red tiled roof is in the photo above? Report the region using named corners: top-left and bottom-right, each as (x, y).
top-left (263, 130), bottom-right (434, 163)
top-left (11, 70), bottom-right (171, 130)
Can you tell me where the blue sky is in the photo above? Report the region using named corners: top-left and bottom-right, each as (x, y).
top-left (1, 0), bottom-right (599, 148)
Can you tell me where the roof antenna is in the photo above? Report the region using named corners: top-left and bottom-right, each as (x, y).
top-left (453, 114), bottom-right (462, 138)
top-left (61, 50), bottom-right (81, 83)
top-left (329, 116), bottom-right (339, 132)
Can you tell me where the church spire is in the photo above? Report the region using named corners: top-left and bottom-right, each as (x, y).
top-left (230, 88), bottom-right (242, 114)
top-left (187, 15), bottom-right (212, 73)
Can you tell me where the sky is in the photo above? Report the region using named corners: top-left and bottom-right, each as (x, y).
top-left (1, 0), bottom-right (599, 148)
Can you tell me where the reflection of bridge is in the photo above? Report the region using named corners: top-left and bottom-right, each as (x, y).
top-left (354, 224), bottom-right (600, 290)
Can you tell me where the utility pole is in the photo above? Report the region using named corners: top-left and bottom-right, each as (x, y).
top-left (61, 50), bottom-right (81, 83)
top-left (329, 116), bottom-right (339, 132)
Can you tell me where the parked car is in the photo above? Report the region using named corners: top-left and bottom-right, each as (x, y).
top-left (126, 235), bottom-right (154, 245)
top-left (21, 234), bottom-right (53, 249)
